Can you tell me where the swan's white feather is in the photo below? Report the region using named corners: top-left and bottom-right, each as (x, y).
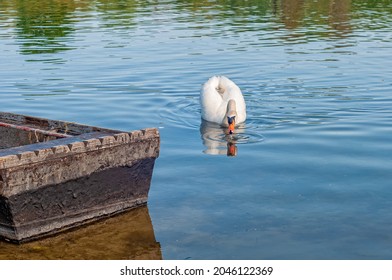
top-left (200, 76), bottom-right (246, 126)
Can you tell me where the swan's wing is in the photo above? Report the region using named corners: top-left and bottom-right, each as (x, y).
top-left (200, 77), bottom-right (226, 123)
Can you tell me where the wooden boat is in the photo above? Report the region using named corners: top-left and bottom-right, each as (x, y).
top-left (0, 112), bottom-right (160, 243)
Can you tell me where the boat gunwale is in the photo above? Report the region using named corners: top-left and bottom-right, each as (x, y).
top-left (0, 112), bottom-right (160, 169)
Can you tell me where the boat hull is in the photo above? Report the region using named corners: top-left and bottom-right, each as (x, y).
top-left (0, 112), bottom-right (159, 242)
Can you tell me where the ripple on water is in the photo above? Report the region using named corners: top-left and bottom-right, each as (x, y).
top-left (201, 121), bottom-right (265, 145)
top-left (159, 95), bottom-right (201, 130)
top-left (161, 94), bottom-right (265, 146)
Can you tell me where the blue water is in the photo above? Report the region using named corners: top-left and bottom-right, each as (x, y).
top-left (1, 0), bottom-right (392, 259)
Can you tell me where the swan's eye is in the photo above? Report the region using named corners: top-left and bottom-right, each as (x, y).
top-left (227, 116), bottom-right (235, 124)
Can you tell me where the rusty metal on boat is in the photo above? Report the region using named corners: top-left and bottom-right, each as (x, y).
top-left (0, 112), bottom-right (160, 243)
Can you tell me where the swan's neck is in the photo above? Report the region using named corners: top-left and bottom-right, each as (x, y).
top-left (226, 100), bottom-right (237, 116)
top-left (223, 99), bottom-right (237, 126)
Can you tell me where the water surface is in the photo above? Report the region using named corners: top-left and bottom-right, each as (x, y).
top-left (1, 0), bottom-right (392, 259)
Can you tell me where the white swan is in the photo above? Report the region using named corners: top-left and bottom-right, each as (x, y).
top-left (200, 76), bottom-right (246, 134)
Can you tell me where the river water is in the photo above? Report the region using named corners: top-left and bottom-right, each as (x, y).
top-left (0, 0), bottom-right (392, 259)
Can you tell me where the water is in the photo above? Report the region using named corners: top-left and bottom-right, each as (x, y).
top-left (1, 0), bottom-right (392, 259)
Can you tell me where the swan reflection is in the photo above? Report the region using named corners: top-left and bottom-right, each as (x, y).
top-left (200, 120), bottom-right (246, 156)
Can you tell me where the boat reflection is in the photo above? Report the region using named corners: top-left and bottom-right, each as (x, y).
top-left (200, 120), bottom-right (242, 157)
top-left (0, 206), bottom-right (161, 260)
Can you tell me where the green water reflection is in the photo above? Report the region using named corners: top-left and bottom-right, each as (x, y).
top-left (10, 0), bottom-right (78, 54)
top-left (1, 0), bottom-right (391, 56)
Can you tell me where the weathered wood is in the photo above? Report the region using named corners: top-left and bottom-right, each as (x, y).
top-left (0, 112), bottom-right (160, 243)
top-left (0, 121), bottom-right (72, 139)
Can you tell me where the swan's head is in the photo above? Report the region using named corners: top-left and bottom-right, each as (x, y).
top-left (225, 100), bottom-right (237, 134)
top-left (227, 116), bottom-right (235, 134)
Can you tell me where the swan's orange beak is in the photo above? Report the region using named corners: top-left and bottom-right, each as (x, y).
top-left (228, 116), bottom-right (236, 134)
top-left (228, 122), bottom-right (235, 134)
